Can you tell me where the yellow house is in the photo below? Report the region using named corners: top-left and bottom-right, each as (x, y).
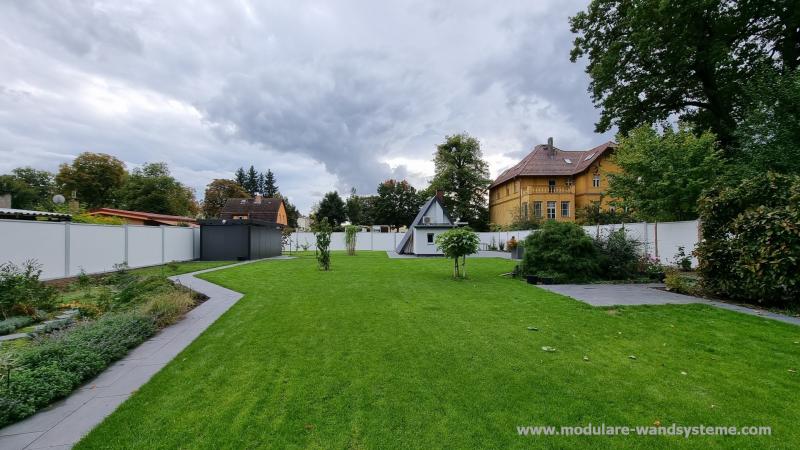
top-left (489, 139), bottom-right (621, 226)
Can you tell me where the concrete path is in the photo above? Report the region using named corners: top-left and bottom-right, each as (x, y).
top-left (386, 250), bottom-right (512, 259)
top-left (538, 283), bottom-right (800, 326)
top-left (0, 257), bottom-right (291, 450)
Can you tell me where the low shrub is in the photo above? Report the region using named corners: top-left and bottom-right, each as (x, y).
top-left (521, 221), bottom-right (599, 282)
top-left (0, 260), bottom-right (57, 319)
top-left (140, 291), bottom-right (195, 328)
top-left (665, 271), bottom-right (702, 296)
top-left (0, 312), bottom-right (156, 427)
top-left (671, 246), bottom-right (693, 271)
top-left (0, 316), bottom-right (34, 336)
top-left (593, 228), bottom-right (642, 280)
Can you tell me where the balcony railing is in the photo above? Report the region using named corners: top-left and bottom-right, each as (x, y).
top-left (525, 186), bottom-right (574, 194)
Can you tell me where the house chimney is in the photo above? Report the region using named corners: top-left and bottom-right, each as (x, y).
top-left (547, 136), bottom-right (554, 153)
top-left (435, 190), bottom-right (444, 202)
top-left (254, 193), bottom-right (263, 204)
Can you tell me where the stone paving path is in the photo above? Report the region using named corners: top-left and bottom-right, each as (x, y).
top-left (538, 283), bottom-right (800, 327)
top-left (0, 257), bottom-right (291, 450)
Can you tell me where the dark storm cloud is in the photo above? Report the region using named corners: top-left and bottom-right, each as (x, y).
top-left (0, 0), bottom-right (608, 212)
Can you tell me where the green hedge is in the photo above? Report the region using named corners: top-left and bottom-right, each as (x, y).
top-left (0, 313), bottom-right (156, 427)
top-left (696, 172), bottom-right (800, 306)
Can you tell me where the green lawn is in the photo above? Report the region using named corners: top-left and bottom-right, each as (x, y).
top-left (77, 252), bottom-right (800, 449)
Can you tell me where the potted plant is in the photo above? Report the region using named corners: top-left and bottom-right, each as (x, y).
top-left (507, 237), bottom-right (524, 259)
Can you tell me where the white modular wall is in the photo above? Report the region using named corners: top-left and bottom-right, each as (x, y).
top-left (582, 220), bottom-right (701, 267)
top-left (69, 224), bottom-right (126, 276)
top-left (0, 220), bottom-right (199, 280)
top-left (0, 220), bottom-right (67, 279)
top-left (127, 226), bottom-right (162, 269)
top-left (284, 231), bottom-right (402, 252)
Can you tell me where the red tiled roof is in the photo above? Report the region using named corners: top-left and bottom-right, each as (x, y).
top-left (490, 141), bottom-right (616, 188)
top-left (88, 208), bottom-right (197, 225)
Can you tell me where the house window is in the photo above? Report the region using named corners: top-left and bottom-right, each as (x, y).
top-left (609, 206), bottom-right (617, 214)
top-left (561, 201), bottom-right (570, 218)
top-left (592, 174), bottom-right (601, 187)
top-left (565, 177), bottom-right (574, 187)
top-left (547, 201), bottom-right (556, 219)
top-left (521, 202), bottom-right (528, 219)
top-left (427, 233), bottom-right (434, 244)
top-left (548, 179), bottom-right (556, 193)
top-left (533, 201), bottom-right (542, 218)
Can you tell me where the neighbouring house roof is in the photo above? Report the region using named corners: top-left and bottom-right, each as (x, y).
top-left (219, 197), bottom-right (285, 224)
top-left (88, 208), bottom-right (197, 226)
top-left (0, 208), bottom-right (72, 221)
top-left (395, 195), bottom-right (455, 254)
top-left (490, 141), bottom-right (616, 188)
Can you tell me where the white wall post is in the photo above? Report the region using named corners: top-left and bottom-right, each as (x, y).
top-left (161, 225), bottom-right (166, 264)
top-left (64, 222), bottom-right (70, 277)
top-left (123, 224), bottom-right (129, 266)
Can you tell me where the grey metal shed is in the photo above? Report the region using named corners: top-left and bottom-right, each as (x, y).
top-left (199, 219), bottom-right (283, 261)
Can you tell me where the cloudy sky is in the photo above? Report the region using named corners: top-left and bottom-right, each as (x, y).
top-left (0, 0), bottom-right (612, 213)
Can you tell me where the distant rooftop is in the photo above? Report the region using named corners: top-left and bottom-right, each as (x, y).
top-left (490, 141), bottom-right (616, 188)
top-left (0, 208), bottom-right (72, 221)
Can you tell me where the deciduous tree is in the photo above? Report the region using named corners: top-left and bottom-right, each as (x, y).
top-left (315, 191), bottom-right (347, 228)
top-left (431, 133), bottom-right (490, 230)
top-left (570, 0), bottom-right (800, 152)
top-left (202, 179), bottom-right (250, 218)
top-left (56, 152), bottom-right (127, 208)
top-left (607, 124), bottom-right (724, 222)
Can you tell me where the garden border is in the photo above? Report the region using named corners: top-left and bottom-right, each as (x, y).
top-left (0, 256), bottom-right (292, 450)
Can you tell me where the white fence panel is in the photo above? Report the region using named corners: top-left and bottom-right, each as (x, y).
top-left (656, 220), bottom-right (701, 266)
top-left (0, 220), bottom-right (67, 279)
top-left (127, 226), bottom-right (163, 268)
top-left (165, 227), bottom-right (195, 262)
top-left (372, 232), bottom-right (399, 251)
top-left (68, 224), bottom-right (125, 276)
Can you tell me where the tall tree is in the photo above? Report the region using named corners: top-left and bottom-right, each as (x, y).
top-left (345, 187), bottom-right (363, 225)
top-left (0, 175), bottom-right (39, 209)
top-left (263, 169), bottom-right (278, 197)
top-left (11, 168), bottom-right (55, 204)
top-left (117, 162), bottom-right (197, 216)
top-left (359, 195), bottom-right (378, 226)
top-left (607, 124), bottom-right (725, 221)
top-left (430, 133), bottom-right (491, 230)
top-left (0, 167), bottom-right (55, 209)
top-left (735, 68), bottom-right (800, 175)
top-left (315, 191), bottom-right (347, 228)
top-left (257, 173), bottom-right (265, 195)
top-left (570, 0), bottom-right (800, 153)
top-left (234, 167), bottom-right (247, 187)
top-left (374, 179), bottom-right (422, 230)
top-left (56, 152), bottom-right (127, 208)
top-left (243, 165), bottom-right (259, 195)
top-left (202, 179), bottom-right (250, 218)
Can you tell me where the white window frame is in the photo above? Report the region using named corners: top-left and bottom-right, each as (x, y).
top-left (547, 201), bottom-right (556, 219)
top-left (592, 174), bottom-right (601, 187)
top-left (561, 201), bottom-right (570, 218)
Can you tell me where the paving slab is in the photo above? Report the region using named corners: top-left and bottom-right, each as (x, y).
top-left (538, 283), bottom-right (800, 326)
top-left (0, 256), bottom-right (292, 450)
top-left (386, 250), bottom-right (511, 259)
